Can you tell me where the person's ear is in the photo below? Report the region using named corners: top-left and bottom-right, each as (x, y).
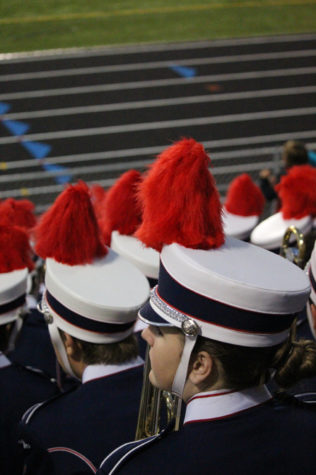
top-left (63, 333), bottom-right (82, 361)
top-left (188, 351), bottom-right (213, 385)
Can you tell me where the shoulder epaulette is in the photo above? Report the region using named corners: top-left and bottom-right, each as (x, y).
top-left (21, 385), bottom-right (78, 425)
top-left (293, 392), bottom-right (316, 408)
top-left (99, 436), bottom-right (157, 474)
top-left (273, 390), bottom-right (316, 410)
top-left (99, 422), bottom-right (173, 474)
top-left (12, 361), bottom-right (57, 384)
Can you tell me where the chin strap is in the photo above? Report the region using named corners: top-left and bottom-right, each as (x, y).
top-left (47, 321), bottom-right (80, 381)
top-left (172, 334), bottom-right (197, 398)
top-left (6, 316), bottom-right (23, 353)
top-left (37, 294), bottom-right (80, 381)
top-left (171, 317), bottom-right (200, 398)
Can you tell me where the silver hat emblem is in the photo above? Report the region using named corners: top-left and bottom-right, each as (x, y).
top-left (37, 298), bottom-right (53, 325)
top-left (181, 318), bottom-right (199, 337)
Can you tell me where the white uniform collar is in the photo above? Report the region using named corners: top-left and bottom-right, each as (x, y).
top-left (0, 352), bottom-right (11, 369)
top-left (82, 356), bottom-right (143, 384)
top-left (184, 385), bottom-right (272, 424)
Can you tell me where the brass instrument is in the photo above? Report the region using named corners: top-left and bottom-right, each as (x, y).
top-left (135, 345), bottom-right (182, 440)
top-left (280, 225), bottom-right (306, 269)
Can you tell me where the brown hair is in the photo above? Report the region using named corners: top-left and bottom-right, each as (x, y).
top-left (282, 140), bottom-right (308, 169)
top-left (59, 330), bottom-right (139, 365)
top-left (191, 324), bottom-right (316, 390)
top-left (0, 322), bottom-right (15, 352)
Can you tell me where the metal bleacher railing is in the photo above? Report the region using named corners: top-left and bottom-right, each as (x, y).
top-left (0, 140), bottom-right (315, 215)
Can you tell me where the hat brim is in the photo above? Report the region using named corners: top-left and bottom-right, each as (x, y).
top-left (250, 212), bottom-right (312, 250)
top-left (111, 231), bottom-right (159, 279)
top-left (139, 300), bottom-right (173, 327)
top-left (223, 210), bottom-right (258, 240)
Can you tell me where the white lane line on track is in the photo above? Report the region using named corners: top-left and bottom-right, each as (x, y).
top-left (3, 141), bottom-right (316, 198)
top-left (3, 85), bottom-right (316, 120)
top-left (3, 131), bottom-right (316, 171)
top-left (0, 180), bottom-right (226, 205)
top-left (1, 49), bottom-right (315, 81)
top-left (2, 136), bottom-right (316, 202)
top-left (2, 140), bottom-right (316, 181)
top-left (1, 107), bottom-right (316, 144)
top-left (1, 66), bottom-right (316, 100)
top-left (0, 158), bottom-right (278, 183)
top-left (0, 181), bottom-right (115, 199)
top-left (1, 33), bottom-right (316, 62)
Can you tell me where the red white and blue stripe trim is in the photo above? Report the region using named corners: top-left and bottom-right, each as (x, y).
top-left (184, 385), bottom-right (272, 424)
top-left (46, 290), bottom-right (135, 335)
top-left (140, 263), bottom-right (295, 347)
top-left (0, 294), bottom-right (25, 316)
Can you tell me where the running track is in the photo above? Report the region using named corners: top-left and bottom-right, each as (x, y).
top-left (0, 33), bottom-right (315, 211)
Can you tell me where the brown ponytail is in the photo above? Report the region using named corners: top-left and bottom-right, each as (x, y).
top-left (273, 339), bottom-right (316, 388)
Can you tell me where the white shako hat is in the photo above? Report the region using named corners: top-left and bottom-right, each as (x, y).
top-left (101, 170), bottom-right (159, 287)
top-left (223, 174), bottom-right (265, 240)
top-left (0, 225), bottom-right (34, 326)
top-left (35, 182), bottom-right (149, 377)
top-left (111, 232), bottom-right (159, 286)
top-left (307, 241), bottom-right (316, 339)
top-left (134, 138), bottom-right (310, 398)
top-left (251, 165), bottom-right (316, 250)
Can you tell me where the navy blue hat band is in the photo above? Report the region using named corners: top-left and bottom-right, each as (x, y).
top-left (147, 277), bottom-right (158, 289)
top-left (139, 300), bottom-right (171, 326)
top-left (46, 291), bottom-right (135, 334)
top-left (157, 263), bottom-right (295, 334)
top-left (0, 294), bottom-right (25, 315)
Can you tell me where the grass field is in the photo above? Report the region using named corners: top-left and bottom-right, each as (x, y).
top-left (0, 0), bottom-right (316, 53)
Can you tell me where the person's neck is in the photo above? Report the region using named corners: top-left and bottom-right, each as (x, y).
top-left (183, 379), bottom-right (226, 403)
top-left (67, 357), bottom-right (87, 381)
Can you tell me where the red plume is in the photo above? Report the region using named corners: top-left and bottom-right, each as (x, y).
top-left (90, 184), bottom-right (107, 221)
top-left (34, 181), bottom-right (107, 265)
top-left (0, 225), bottom-right (34, 273)
top-left (275, 165), bottom-right (316, 219)
top-left (100, 170), bottom-right (143, 245)
top-left (225, 174), bottom-right (265, 216)
top-left (0, 198), bottom-right (36, 230)
top-left (135, 138), bottom-right (224, 252)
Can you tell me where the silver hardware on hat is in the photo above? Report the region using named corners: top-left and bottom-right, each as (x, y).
top-left (37, 296), bottom-right (53, 325)
top-left (181, 318), bottom-right (199, 337)
top-left (150, 287), bottom-right (200, 337)
top-left (44, 313), bottom-right (53, 324)
top-left (150, 287), bottom-right (189, 324)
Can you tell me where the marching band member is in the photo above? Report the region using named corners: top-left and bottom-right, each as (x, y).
top-left (0, 224), bottom-right (60, 475)
top-left (251, 164), bottom-right (316, 252)
top-left (100, 169), bottom-right (159, 289)
top-left (0, 198), bottom-right (59, 380)
top-left (18, 182), bottom-right (149, 474)
top-left (97, 138), bottom-right (316, 475)
top-left (259, 139), bottom-right (309, 203)
top-left (99, 169), bottom-right (160, 358)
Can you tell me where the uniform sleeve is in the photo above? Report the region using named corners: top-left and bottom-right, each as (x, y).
top-left (18, 420), bottom-right (97, 475)
top-left (20, 442), bottom-right (55, 475)
top-left (18, 415), bottom-right (55, 475)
